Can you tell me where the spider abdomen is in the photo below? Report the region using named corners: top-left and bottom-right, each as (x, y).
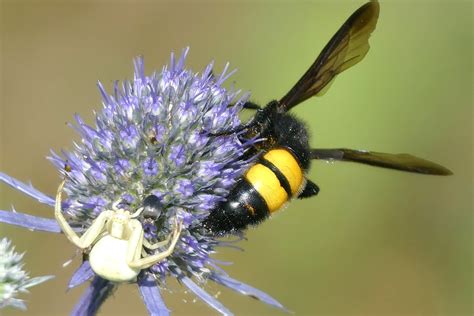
top-left (89, 235), bottom-right (140, 282)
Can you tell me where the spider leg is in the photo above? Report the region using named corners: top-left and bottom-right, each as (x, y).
top-left (127, 218), bottom-right (183, 270)
top-left (143, 235), bottom-right (171, 250)
top-left (55, 180), bottom-right (113, 249)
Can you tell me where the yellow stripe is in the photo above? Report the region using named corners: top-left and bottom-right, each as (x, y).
top-left (263, 149), bottom-right (304, 196)
top-left (245, 164), bottom-right (288, 213)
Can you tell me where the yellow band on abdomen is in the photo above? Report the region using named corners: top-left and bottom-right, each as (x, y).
top-left (263, 149), bottom-right (304, 196)
top-left (245, 164), bottom-right (288, 213)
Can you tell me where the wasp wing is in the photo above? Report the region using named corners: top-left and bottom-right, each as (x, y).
top-left (311, 148), bottom-right (452, 175)
top-left (279, 0), bottom-right (380, 112)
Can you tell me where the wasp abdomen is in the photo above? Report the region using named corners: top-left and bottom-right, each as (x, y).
top-left (203, 179), bottom-right (269, 233)
top-left (259, 149), bottom-right (304, 198)
top-left (204, 148), bottom-right (304, 234)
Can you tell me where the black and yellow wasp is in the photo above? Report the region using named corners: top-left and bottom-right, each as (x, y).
top-left (203, 0), bottom-right (452, 235)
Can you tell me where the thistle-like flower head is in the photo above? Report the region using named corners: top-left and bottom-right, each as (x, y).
top-left (0, 48), bottom-right (286, 315)
top-left (49, 48), bottom-right (252, 282)
top-left (0, 238), bottom-right (53, 310)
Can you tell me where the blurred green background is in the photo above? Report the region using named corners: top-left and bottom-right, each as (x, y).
top-left (0, 1), bottom-right (472, 315)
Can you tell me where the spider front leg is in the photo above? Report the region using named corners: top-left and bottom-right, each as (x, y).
top-left (143, 234), bottom-right (172, 250)
top-left (127, 218), bottom-right (183, 270)
top-left (55, 180), bottom-right (113, 249)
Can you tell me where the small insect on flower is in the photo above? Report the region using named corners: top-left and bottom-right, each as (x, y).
top-left (0, 238), bottom-right (53, 310)
top-left (203, 0), bottom-right (451, 235)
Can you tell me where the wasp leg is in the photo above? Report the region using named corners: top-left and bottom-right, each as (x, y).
top-left (127, 218), bottom-right (183, 270)
top-left (297, 180), bottom-right (320, 199)
top-left (227, 101), bottom-right (261, 110)
top-left (55, 180), bottom-right (113, 249)
top-left (207, 121), bottom-right (253, 137)
top-left (242, 101), bottom-right (261, 110)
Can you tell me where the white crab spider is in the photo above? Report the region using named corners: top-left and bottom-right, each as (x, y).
top-left (55, 180), bottom-right (183, 282)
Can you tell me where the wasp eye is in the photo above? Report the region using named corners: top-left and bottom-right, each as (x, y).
top-left (141, 194), bottom-right (162, 220)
